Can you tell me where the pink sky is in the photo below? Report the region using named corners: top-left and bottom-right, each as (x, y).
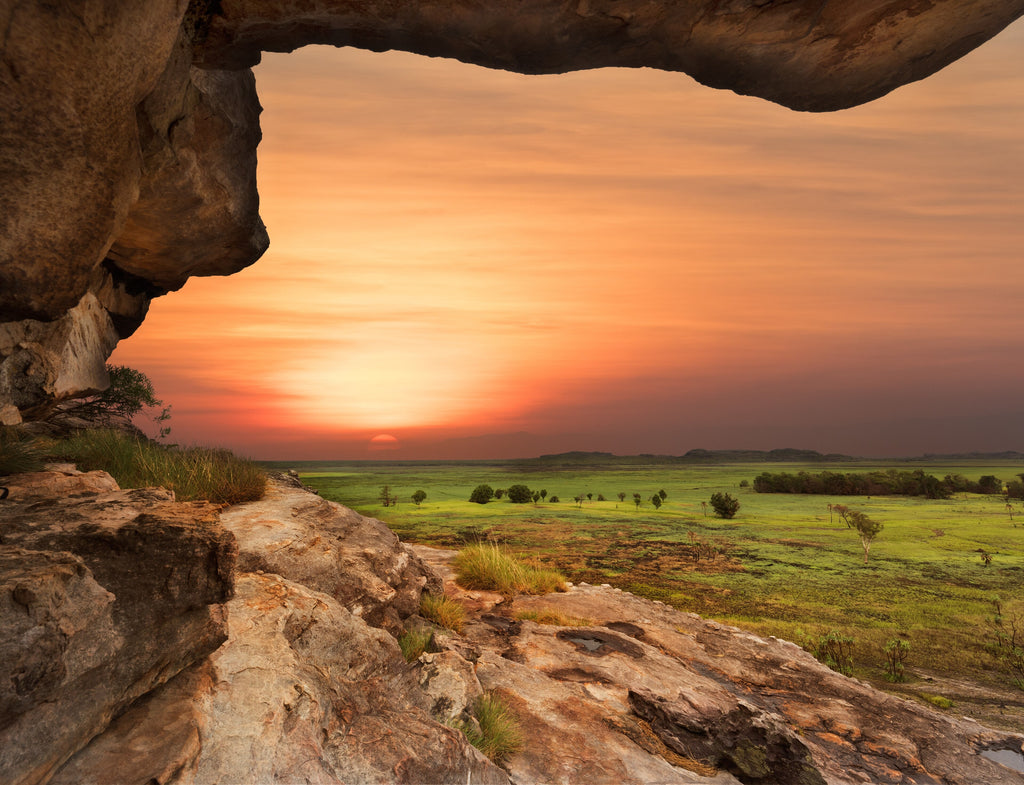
top-left (112, 22), bottom-right (1024, 460)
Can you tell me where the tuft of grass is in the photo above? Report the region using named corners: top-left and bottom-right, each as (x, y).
top-left (920, 693), bottom-right (955, 710)
top-left (420, 593), bottom-right (466, 633)
top-left (55, 429), bottom-right (266, 504)
top-left (0, 427), bottom-right (48, 475)
top-left (454, 543), bottom-right (566, 597)
top-left (454, 692), bottom-right (523, 764)
top-left (515, 609), bottom-right (592, 627)
top-left (398, 628), bottom-right (434, 662)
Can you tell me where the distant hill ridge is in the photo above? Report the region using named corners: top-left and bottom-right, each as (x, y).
top-left (530, 448), bottom-right (1024, 465)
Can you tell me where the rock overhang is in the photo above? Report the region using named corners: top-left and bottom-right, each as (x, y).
top-left (1, 0), bottom-right (1022, 416)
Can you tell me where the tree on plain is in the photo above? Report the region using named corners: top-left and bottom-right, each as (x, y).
top-left (411, 490), bottom-right (427, 506)
top-left (848, 510), bottom-right (883, 563)
top-left (709, 492), bottom-right (740, 519)
top-left (633, 493), bottom-right (642, 510)
top-left (658, 489), bottom-right (667, 501)
top-left (618, 492), bottom-right (626, 503)
top-left (651, 494), bottom-right (662, 510)
top-left (469, 484), bottom-right (494, 504)
top-left (507, 484), bottom-right (533, 504)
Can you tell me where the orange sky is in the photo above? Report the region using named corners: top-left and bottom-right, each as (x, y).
top-left (112, 22), bottom-right (1024, 460)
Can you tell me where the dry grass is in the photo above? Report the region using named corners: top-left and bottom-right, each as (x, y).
top-left (454, 543), bottom-right (567, 597)
top-left (398, 628), bottom-right (434, 662)
top-left (420, 593), bottom-right (466, 633)
top-left (515, 609), bottom-right (592, 627)
top-left (56, 429), bottom-right (266, 504)
top-left (455, 692), bottom-right (523, 763)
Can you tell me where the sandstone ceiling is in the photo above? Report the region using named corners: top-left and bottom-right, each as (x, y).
top-left (1, 0), bottom-right (1022, 422)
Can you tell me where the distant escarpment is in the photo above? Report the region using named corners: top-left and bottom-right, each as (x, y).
top-left (2, 1), bottom-right (1024, 419)
top-left (2, 470), bottom-right (1022, 784)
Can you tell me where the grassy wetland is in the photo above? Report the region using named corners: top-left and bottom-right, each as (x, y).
top-left (276, 455), bottom-right (1024, 723)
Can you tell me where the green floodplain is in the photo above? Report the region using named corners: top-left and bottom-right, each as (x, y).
top-left (269, 454), bottom-right (1024, 704)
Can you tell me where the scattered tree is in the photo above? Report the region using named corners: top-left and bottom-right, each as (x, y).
top-left (494, 488), bottom-right (506, 499)
top-left (658, 489), bottom-right (667, 501)
top-left (709, 492), bottom-right (740, 519)
top-left (540, 489), bottom-right (548, 500)
top-left (411, 489), bottom-right (427, 506)
top-left (586, 492), bottom-right (593, 501)
top-left (573, 495), bottom-right (584, 509)
top-left (633, 493), bottom-right (642, 510)
top-left (650, 494), bottom-right (662, 509)
top-left (469, 484), bottom-right (495, 504)
top-left (549, 495), bottom-right (560, 503)
top-left (978, 548), bottom-right (993, 567)
top-left (597, 493), bottom-right (606, 501)
top-left (506, 484), bottom-right (533, 504)
top-left (832, 504), bottom-right (852, 527)
top-left (884, 638), bottom-right (911, 682)
top-left (617, 492), bottom-right (626, 503)
top-left (58, 364), bottom-right (172, 438)
top-left (738, 479), bottom-right (750, 488)
top-left (700, 500), bottom-right (707, 517)
top-left (380, 485), bottom-right (396, 507)
top-left (849, 509), bottom-right (883, 563)
top-left (532, 491), bottom-right (541, 503)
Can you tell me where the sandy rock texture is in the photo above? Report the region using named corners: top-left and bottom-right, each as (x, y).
top-left (219, 473), bottom-right (442, 634)
top-left (0, 474), bottom-right (236, 785)
top-left (417, 545), bottom-right (1024, 785)
top-left (2, 0), bottom-right (1023, 416)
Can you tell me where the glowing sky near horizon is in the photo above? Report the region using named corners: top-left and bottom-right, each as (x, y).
top-left (112, 22), bottom-right (1024, 460)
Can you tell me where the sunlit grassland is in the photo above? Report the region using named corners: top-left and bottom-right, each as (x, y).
top-left (280, 459), bottom-right (1024, 690)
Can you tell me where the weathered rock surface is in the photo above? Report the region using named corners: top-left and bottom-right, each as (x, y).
top-left (418, 546), bottom-right (1024, 785)
top-left (52, 572), bottom-right (509, 785)
top-left (2, 1), bottom-right (1023, 416)
top-left (0, 475), bottom-right (236, 785)
top-left (219, 473), bottom-right (442, 634)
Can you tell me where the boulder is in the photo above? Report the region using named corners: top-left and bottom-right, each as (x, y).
top-left (0, 476), bottom-right (236, 785)
top-left (219, 474), bottom-right (442, 634)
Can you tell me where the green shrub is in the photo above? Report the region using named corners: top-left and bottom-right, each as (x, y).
top-left (469, 484), bottom-right (494, 504)
top-left (398, 628), bottom-right (434, 662)
top-left (884, 638), bottom-right (911, 682)
top-left (421, 593), bottom-right (465, 633)
top-left (0, 427), bottom-right (47, 475)
top-left (799, 629), bottom-right (855, 676)
top-left (455, 692), bottom-right (523, 763)
top-left (454, 543), bottom-right (566, 597)
top-left (920, 693), bottom-right (954, 710)
top-left (506, 484), bottom-right (532, 504)
top-left (55, 429), bottom-right (266, 504)
top-left (709, 491), bottom-right (740, 519)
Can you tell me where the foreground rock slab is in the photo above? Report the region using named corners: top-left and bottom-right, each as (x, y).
top-left (219, 474), bottom-right (441, 634)
top-left (52, 572), bottom-right (509, 785)
top-left (416, 546), bottom-right (1024, 785)
top-left (0, 474), bottom-right (236, 785)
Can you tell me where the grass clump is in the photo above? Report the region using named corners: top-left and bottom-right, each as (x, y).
top-left (56, 429), bottom-right (265, 504)
top-left (398, 628), bottom-right (434, 662)
top-left (455, 692), bottom-right (523, 764)
top-left (515, 609), bottom-right (592, 627)
top-left (0, 427), bottom-right (48, 475)
top-left (420, 593), bottom-right (465, 633)
top-left (454, 543), bottom-right (566, 597)
top-left (920, 693), bottom-right (954, 710)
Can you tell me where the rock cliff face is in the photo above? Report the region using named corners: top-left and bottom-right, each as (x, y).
top-left (2, 472), bottom-right (1023, 785)
top-left (1, 0), bottom-right (1023, 416)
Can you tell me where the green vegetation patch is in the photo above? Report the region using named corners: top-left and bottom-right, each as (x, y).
top-left (453, 692), bottom-right (524, 764)
top-left (296, 458), bottom-right (1024, 699)
top-left (420, 593), bottom-right (465, 633)
top-left (454, 543), bottom-right (567, 597)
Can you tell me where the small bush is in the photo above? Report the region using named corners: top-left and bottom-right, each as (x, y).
top-left (515, 609), bottom-right (591, 627)
top-left (455, 692), bottom-right (523, 763)
top-left (506, 484), bottom-right (532, 504)
top-left (55, 429), bottom-right (266, 504)
top-left (920, 693), bottom-right (954, 710)
top-left (454, 543), bottom-right (566, 597)
top-left (420, 593), bottom-right (465, 633)
top-left (884, 638), bottom-right (911, 682)
top-left (398, 628), bottom-right (434, 662)
top-left (709, 492), bottom-right (740, 519)
top-left (469, 484), bottom-right (494, 504)
top-left (799, 629), bottom-right (854, 676)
